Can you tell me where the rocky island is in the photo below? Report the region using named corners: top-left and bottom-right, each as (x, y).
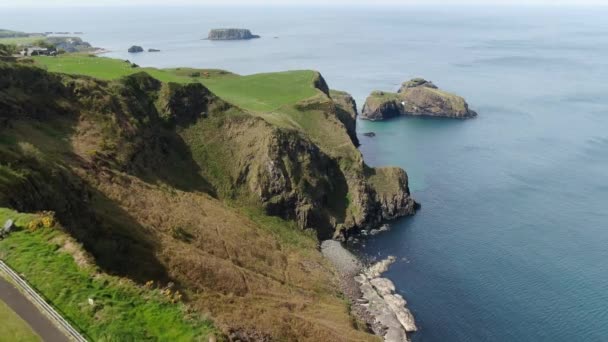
top-left (207, 28), bottom-right (260, 40)
top-left (128, 45), bottom-right (144, 53)
top-left (361, 78), bottom-right (477, 120)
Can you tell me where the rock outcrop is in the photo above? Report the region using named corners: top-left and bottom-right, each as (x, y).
top-left (361, 78), bottom-right (477, 120)
top-left (356, 256), bottom-right (417, 340)
top-left (207, 29), bottom-right (260, 40)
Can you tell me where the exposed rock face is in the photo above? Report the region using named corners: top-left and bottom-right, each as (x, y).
top-left (128, 45), bottom-right (144, 53)
top-left (208, 29), bottom-right (260, 40)
top-left (330, 90), bottom-right (359, 147)
top-left (178, 75), bottom-right (417, 239)
top-left (361, 78), bottom-right (477, 120)
top-left (312, 72), bottom-right (330, 96)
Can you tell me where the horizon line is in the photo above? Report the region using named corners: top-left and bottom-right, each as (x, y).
top-left (2, 3), bottom-right (608, 8)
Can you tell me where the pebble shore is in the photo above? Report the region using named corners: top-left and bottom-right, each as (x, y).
top-left (321, 240), bottom-right (416, 342)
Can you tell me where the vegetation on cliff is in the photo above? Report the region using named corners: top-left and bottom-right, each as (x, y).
top-left (0, 209), bottom-right (217, 341)
top-left (0, 56), bottom-right (416, 340)
top-left (30, 55), bottom-right (417, 237)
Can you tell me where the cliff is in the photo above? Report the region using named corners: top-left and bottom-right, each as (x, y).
top-left (0, 60), bottom-right (416, 340)
top-left (330, 89), bottom-right (359, 147)
top-left (361, 78), bottom-right (477, 120)
top-left (208, 28), bottom-right (260, 40)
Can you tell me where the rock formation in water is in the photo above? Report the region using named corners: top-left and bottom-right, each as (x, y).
top-left (207, 28), bottom-right (260, 40)
top-left (128, 45), bottom-right (144, 53)
top-left (361, 78), bottom-right (477, 120)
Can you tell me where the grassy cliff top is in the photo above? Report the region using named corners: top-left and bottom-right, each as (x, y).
top-left (32, 55), bottom-right (319, 112)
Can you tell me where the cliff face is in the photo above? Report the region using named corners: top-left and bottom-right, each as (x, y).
top-left (361, 78), bottom-right (477, 120)
top-left (208, 28), bottom-right (260, 40)
top-left (330, 90), bottom-right (359, 147)
top-left (0, 61), bottom-right (417, 339)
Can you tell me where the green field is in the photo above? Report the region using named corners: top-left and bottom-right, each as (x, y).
top-left (0, 36), bottom-right (41, 46)
top-left (33, 55), bottom-right (318, 112)
top-left (0, 208), bottom-right (218, 341)
top-left (0, 300), bottom-right (41, 342)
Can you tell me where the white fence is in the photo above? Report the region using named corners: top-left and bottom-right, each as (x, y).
top-left (0, 260), bottom-right (88, 342)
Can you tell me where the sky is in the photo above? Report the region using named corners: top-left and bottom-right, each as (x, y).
top-left (1, 0), bottom-right (607, 7)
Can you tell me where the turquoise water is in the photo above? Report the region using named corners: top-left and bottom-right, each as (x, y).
top-left (2, 6), bottom-right (608, 341)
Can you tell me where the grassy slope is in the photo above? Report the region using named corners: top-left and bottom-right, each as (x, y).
top-left (33, 55), bottom-right (317, 112)
top-left (0, 208), bottom-right (218, 341)
top-left (0, 300), bottom-right (41, 342)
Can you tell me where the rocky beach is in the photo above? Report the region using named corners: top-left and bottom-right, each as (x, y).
top-left (321, 240), bottom-right (416, 342)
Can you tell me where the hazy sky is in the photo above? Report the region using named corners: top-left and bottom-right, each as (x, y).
top-left (1, 0), bottom-right (607, 7)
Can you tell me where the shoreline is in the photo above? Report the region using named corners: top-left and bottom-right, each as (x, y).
top-left (321, 240), bottom-right (416, 342)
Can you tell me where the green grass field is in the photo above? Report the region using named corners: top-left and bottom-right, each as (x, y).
top-left (33, 55), bottom-right (318, 112)
top-left (0, 37), bottom-right (41, 46)
top-left (0, 208), bottom-right (218, 341)
top-left (0, 300), bottom-right (41, 342)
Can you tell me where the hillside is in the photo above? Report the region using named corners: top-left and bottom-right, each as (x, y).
top-left (0, 57), bottom-right (416, 340)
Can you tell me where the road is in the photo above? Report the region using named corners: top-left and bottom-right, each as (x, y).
top-left (0, 276), bottom-right (69, 342)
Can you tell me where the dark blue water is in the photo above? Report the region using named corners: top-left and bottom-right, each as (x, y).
top-left (2, 5), bottom-right (608, 341)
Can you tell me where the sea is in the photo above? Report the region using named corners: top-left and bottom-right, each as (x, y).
top-left (2, 5), bottom-right (608, 341)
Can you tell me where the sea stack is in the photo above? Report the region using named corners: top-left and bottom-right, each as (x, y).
top-left (207, 28), bottom-right (260, 40)
top-left (361, 78), bottom-right (477, 120)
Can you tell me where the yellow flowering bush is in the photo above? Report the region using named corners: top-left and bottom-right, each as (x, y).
top-left (26, 212), bottom-right (56, 231)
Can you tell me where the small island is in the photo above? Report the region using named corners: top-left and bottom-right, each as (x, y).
top-left (128, 45), bottom-right (144, 53)
top-left (361, 78), bottom-right (477, 120)
top-left (207, 28), bottom-right (260, 40)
